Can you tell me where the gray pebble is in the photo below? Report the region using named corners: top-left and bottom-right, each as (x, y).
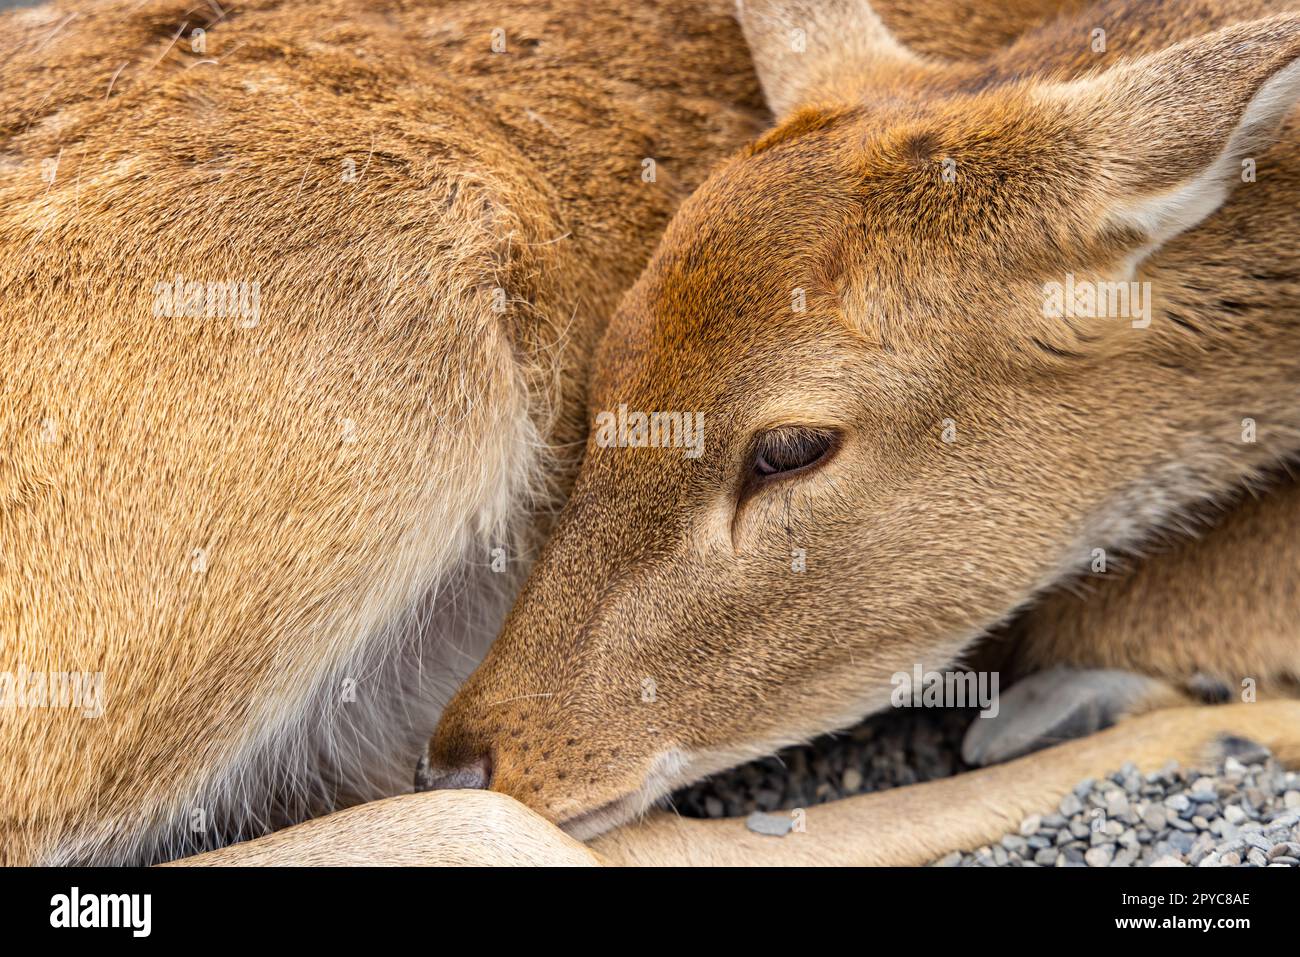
top-left (1113, 847), bottom-right (1140, 867)
top-left (1084, 845), bottom-right (1114, 867)
top-left (745, 811), bottom-right (795, 836)
top-left (1001, 834), bottom-right (1029, 855)
top-left (1143, 806), bottom-right (1168, 831)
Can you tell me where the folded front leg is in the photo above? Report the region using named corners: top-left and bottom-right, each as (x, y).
top-left (589, 701), bottom-right (1300, 866)
top-left (170, 791), bottom-right (600, 866)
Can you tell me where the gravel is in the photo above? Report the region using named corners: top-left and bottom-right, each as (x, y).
top-left (669, 708), bottom-right (975, 818)
top-left (938, 751), bottom-right (1300, 867)
top-left (669, 708), bottom-right (1300, 867)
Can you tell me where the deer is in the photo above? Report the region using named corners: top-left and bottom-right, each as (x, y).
top-left (6, 0), bottom-right (1299, 868)
top-left (0, 0), bottom-right (769, 865)
top-left (412, 0), bottom-right (1300, 866)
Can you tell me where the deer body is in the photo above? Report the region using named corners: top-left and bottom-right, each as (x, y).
top-left (0, 0), bottom-right (763, 864)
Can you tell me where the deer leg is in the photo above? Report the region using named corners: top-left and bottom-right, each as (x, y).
top-left (589, 700), bottom-right (1300, 866)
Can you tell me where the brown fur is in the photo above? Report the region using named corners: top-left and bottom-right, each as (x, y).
top-left (431, 0), bottom-right (1300, 851)
top-left (0, 0), bottom-right (764, 865)
top-left (6, 0), bottom-right (1300, 869)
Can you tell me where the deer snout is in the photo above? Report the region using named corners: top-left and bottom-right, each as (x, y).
top-left (428, 669), bottom-right (649, 830)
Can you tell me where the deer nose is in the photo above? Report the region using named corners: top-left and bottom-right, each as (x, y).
top-left (416, 752), bottom-right (493, 791)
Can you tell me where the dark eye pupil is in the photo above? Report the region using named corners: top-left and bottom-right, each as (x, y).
top-left (753, 430), bottom-right (834, 477)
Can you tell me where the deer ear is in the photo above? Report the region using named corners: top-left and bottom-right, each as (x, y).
top-left (1040, 14), bottom-right (1300, 265)
top-left (736, 0), bottom-right (925, 119)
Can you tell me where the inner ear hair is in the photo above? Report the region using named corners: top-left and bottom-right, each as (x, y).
top-left (1037, 13), bottom-right (1300, 259)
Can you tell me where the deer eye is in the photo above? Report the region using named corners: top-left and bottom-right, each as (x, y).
top-left (751, 428), bottom-right (838, 480)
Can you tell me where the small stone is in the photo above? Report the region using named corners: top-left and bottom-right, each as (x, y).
top-left (934, 851), bottom-right (963, 867)
top-left (1224, 805), bottom-right (1247, 825)
top-left (1247, 848), bottom-right (1268, 867)
top-left (1221, 851), bottom-right (1242, 866)
top-left (1001, 835), bottom-right (1029, 855)
top-left (1285, 791), bottom-right (1300, 809)
top-left (1019, 814), bottom-right (1042, 837)
top-left (1188, 840), bottom-right (1217, 867)
top-left (1143, 806), bottom-right (1168, 830)
top-left (1113, 846), bottom-right (1140, 867)
top-left (1268, 842), bottom-right (1300, 860)
top-left (1151, 856), bottom-right (1187, 867)
top-left (1059, 793), bottom-right (1083, 817)
top-left (841, 768), bottom-right (863, 793)
top-left (1085, 845), bottom-right (1114, 867)
top-left (1215, 838), bottom-right (1247, 856)
top-left (1164, 794), bottom-right (1192, 815)
top-left (744, 811), bottom-right (794, 837)
top-left (1245, 831), bottom-right (1273, 852)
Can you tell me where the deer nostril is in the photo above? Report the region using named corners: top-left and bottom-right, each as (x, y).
top-left (417, 752), bottom-right (493, 791)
